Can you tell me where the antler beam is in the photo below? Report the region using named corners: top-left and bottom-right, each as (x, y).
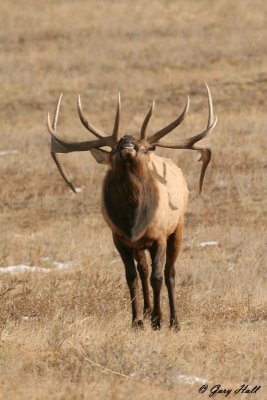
top-left (148, 83), bottom-right (217, 193)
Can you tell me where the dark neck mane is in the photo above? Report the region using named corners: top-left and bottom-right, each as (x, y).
top-left (103, 162), bottom-right (159, 241)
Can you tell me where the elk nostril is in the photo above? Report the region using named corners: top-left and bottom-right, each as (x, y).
top-left (120, 147), bottom-right (137, 160)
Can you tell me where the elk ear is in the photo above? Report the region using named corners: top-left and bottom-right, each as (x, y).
top-left (90, 148), bottom-right (110, 164)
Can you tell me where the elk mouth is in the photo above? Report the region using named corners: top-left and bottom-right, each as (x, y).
top-left (120, 143), bottom-right (137, 160)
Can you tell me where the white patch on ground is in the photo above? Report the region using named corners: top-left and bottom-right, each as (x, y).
top-left (75, 187), bottom-right (83, 193)
top-left (184, 240), bottom-right (219, 249)
top-left (228, 264), bottom-right (235, 272)
top-left (0, 149), bottom-right (18, 156)
top-left (183, 240), bottom-right (190, 249)
top-left (52, 261), bottom-right (73, 270)
top-left (216, 180), bottom-right (227, 188)
top-left (21, 316), bottom-right (39, 321)
top-left (0, 261), bottom-right (74, 274)
top-left (174, 374), bottom-right (208, 385)
top-left (0, 265), bottom-right (51, 273)
top-left (196, 241), bottom-right (219, 248)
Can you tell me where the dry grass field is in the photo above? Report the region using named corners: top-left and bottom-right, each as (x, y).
top-left (0, 1), bottom-right (266, 399)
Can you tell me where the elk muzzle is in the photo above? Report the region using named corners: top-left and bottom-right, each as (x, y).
top-left (120, 143), bottom-right (137, 160)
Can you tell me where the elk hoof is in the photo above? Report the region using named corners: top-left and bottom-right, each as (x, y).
top-left (170, 318), bottom-right (180, 331)
top-left (151, 314), bottom-right (161, 330)
top-left (132, 319), bottom-right (144, 330)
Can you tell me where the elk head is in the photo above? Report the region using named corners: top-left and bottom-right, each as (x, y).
top-left (47, 84), bottom-right (217, 193)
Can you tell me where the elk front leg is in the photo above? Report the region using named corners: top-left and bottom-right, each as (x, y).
top-left (113, 235), bottom-right (143, 329)
top-left (134, 250), bottom-right (151, 317)
top-left (149, 240), bottom-right (167, 329)
top-left (164, 222), bottom-right (183, 330)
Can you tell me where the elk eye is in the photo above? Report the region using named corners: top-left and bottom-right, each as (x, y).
top-left (142, 148), bottom-right (148, 154)
top-left (148, 145), bottom-right (156, 151)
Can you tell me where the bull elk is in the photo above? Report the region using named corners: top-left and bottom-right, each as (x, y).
top-left (47, 84), bottom-right (217, 330)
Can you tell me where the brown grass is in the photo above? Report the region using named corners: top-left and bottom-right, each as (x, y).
top-left (0, 0), bottom-right (266, 399)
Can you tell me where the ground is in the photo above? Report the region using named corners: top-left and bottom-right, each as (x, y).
top-left (0, 1), bottom-right (266, 399)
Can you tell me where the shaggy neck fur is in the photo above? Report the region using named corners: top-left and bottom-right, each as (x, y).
top-left (103, 159), bottom-right (159, 241)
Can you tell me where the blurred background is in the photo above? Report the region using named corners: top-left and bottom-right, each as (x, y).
top-left (0, 1), bottom-right (266, 399)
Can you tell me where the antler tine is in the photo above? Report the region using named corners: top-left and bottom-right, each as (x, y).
top-left (197, 148), bottom-right (211, 194)
top-left (140, 101), bottom-right (155, 140)
top-left (77, 95), bottom-right (108, 139)
top-left (52, 93), bottom-right (63, 130)
top-left (147, 96), bottom-right (190, 144)
top-left (47, 94), bottom-right (64, 140)
top-left (205, 82), bottom-right (213, 128)
top-left (112, 92), bottom-right (121, 140)
top-left (47, 94), bottom-right (76, 193)
top-left (51, 152), bottom-right (76, 193)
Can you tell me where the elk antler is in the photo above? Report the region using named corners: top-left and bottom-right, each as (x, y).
top-left (140, 97), bottom-right (190, 142)
top-left (142, 83), bottom-right (217, 193)
top-left (140, 101), bottom-right (155, 140)
top-left (77, 92), bottom-right (121, 141)
top-left (47, 94), bottom-right (119, 192)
